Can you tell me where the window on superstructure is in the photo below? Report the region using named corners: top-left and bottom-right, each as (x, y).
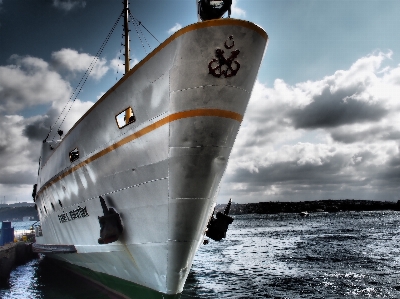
top-left (116, 107), bottom-right (136, 129)
top-left (51, 203), bottom-right (55, 210)
top-left (69, 148), bottom-right (79, 162)
top-left (59, 200), bottom-right (63, 207)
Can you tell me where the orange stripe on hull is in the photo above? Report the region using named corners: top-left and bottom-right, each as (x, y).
top-left (37, 109), bottom-right (242, 197)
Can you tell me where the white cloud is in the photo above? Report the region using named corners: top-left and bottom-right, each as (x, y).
top-left (219, 51), bottom-right (400, 203)
top-left (1, 50), bottom-right (399, 205)
top-left (110, 57), bottom-right (125, 75)
top-left (0, 55), bottom-right (71, 113)
top-left (0, 100), bottom-right (94, 204)
top-left (0, 52), bottom-right (95, 204)
top-left (51, 48), bottom-right (109, 80)
top-left (96, 92), bottom-right (105, 100)
top-left (0, 114), bottom-right (42, 203)
top-left (53, 98), bottom-right (94, 134)
top-left (231, 0), bottom-right (246, 18)
top-left (110, 54), bottom-right (139, 76)
top-left (53, 0), bottom-right (86, 11)
top-left (167, 23), bottom-right (182, 35)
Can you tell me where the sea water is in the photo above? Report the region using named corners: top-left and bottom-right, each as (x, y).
top-left (1, 211), bottom-right (400, 298)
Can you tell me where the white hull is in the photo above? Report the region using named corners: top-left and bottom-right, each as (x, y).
top-left (35, 19), bottom-right (267, 294)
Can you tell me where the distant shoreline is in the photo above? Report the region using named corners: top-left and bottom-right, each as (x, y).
top-left (2, 200), bottom-right (399, 222)
top-left (0, 205), bottom-right (38, 222)
top-left (215, 199), bottom-right (400, 215)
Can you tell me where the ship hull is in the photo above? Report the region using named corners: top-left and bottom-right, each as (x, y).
top-left (34, 19), bottom-right (268, 294)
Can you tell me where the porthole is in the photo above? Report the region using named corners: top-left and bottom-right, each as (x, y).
top-left (116, 107), bottom-right (136, 129)
top-left (69, 148), bottom-right (79, 162)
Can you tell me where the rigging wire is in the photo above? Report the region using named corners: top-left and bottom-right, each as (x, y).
top-left (128, 10), bottom-right (160, 44)
top-left (47, 9), bottom-right (159, 141)
top-left (129, 14), bottom-right (151, 53)
top-left (139, 22), bottom-right (160, 44)
top-left (137, 20), bottom-right (152, 51)
top-left (48, 11), bottom-right (124, 142)
top-left (130, 16), bottom-right (148, 55)
top-left (134, 20), bottom-right (151, 53)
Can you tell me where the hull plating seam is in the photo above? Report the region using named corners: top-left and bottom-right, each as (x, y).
top-left (37, 108), bottom-right (242, 197)
top-left (45, 177), bottom-right (168, 217)
top-left (170, 84), bottom-right (250, 94)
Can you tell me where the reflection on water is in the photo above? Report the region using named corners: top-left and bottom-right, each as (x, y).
top-left (0, 257), bottom-right (110, 299)
top-left (2, 211), bottom-right (400, 298)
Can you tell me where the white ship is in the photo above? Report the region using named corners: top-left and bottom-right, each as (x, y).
top-left (33, 0), bottom-right (268, 296)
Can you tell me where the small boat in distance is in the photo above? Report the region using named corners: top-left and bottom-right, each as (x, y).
top-left (32, 0), bottom-right (268, 296)
top-left (299, 211), bottom-right (309, 217)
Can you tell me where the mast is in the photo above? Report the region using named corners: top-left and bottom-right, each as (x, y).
top-left (124, 0), bottom-right (130, 74)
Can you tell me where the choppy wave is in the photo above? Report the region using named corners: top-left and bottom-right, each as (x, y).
top-left (181, 211), bottom-right (400, 299)
top-left (2, 211), bottom-right (400, 298)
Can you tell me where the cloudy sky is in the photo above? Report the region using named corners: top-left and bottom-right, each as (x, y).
top-left (0, 0), bottom-right (399, 204)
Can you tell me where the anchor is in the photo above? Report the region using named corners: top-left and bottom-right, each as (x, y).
top-left (97, 196), bottom-right (123, 244)
top-left (205, 198), bottom-right (234, 241)
top-left (208, 35), bottom-right (241, 78)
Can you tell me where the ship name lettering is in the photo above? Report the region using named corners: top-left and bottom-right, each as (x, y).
top-left (58, 206), bottom-right (89, 224)
top-left (58, 212), bottom-right (71, 223)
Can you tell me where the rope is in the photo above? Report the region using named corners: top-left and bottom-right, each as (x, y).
top-left (49, 11), bottom-right (124, 141)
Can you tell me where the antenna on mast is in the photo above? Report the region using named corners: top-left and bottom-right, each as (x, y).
top-left (124, 0), bottom-right (130, 74)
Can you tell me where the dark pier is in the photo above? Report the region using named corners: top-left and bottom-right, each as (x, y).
top-left (0, 221), bottom-right (37, 284)
top-left (0, 242), bottom-right (37, 284)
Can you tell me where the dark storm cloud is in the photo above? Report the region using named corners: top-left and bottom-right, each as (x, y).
top-left (240, 121), bottom-right (290, 147)
top-left (331, 126), bottom-right (400, 144)
top-left (375, 155), bottom-right (400, 186)
top-left (22, 105), bottom-right (62, 143)
top-left (23, 116), bottom-right (52, 142)
top-left (225, 148), bottom-right (400, 199)
top-left (227, 154), bottom-right (350, 187)
top-left (0, 170), bottom-right (36, 185)
top-left (0, 144), bottom-right (6, 155)
top-left (289, 86), bottom-right (388, 129)
top-left (219, 52), bottom-right (400, 203)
